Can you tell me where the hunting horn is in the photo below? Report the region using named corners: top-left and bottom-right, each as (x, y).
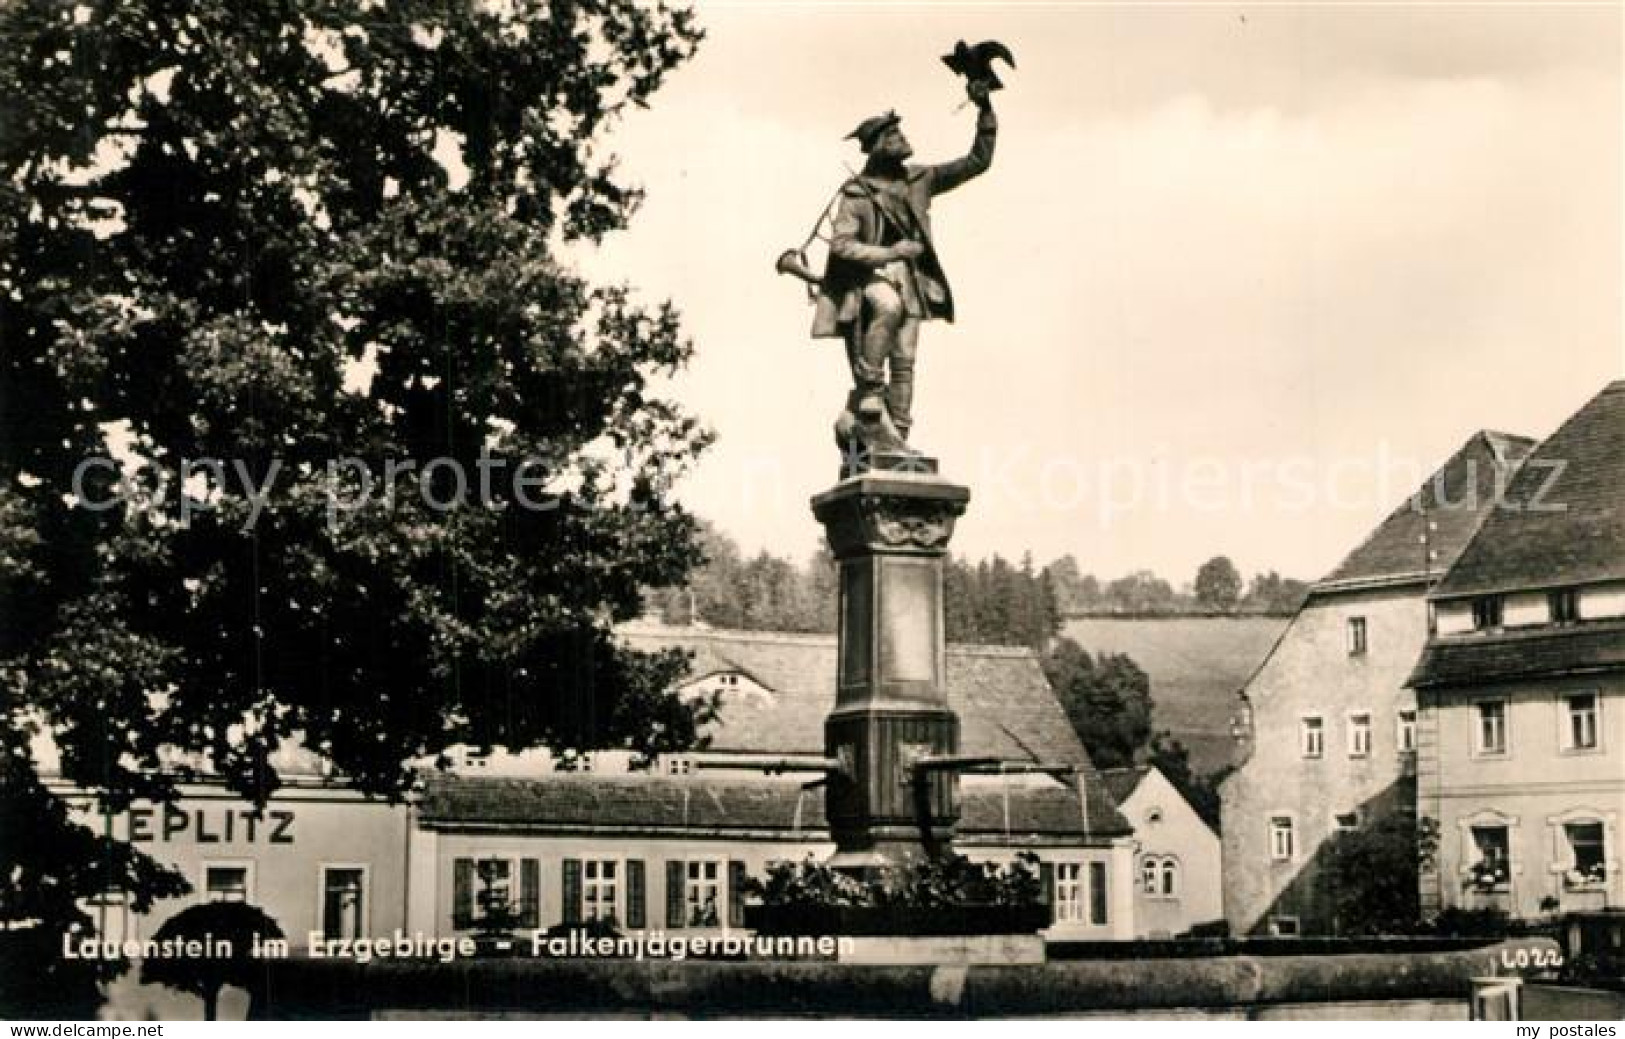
top-left (775, 247), bottom-right (821, 288)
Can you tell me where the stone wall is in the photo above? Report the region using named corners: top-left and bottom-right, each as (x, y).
top-left (132, 938), bottom-right (1543, 1019)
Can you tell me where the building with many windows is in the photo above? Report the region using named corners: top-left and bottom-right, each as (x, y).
top-left (1220, 430), bottom-right (1535, 935)
top-left (56, 623), bottom-right (1138, 996)
top-left (1411, 381), bottom-right (1625, 920)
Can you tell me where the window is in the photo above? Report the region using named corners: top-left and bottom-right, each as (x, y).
top-left (1270, 916), bottom-right (1301, 937)
top-left (1269, 815), bottom-right (1296, 862)
top-left (1335, 811), bottom-right (1361, 832)
top-left (685, 860), bottom-right (723, 927)
top-left (1469, 825), bottom-right (1511, 891)
top-left (583, 859), bottom-right (620, 923)
top-left (666, 756), bottom-right (693, 776)
top-left (1139, 856), bottom-right (1178, 899)
top-left (1054, 862), bottom-right (1085, 924)
top-left (1397, 710), bottom-right (1417, 754)
top-left (1158, 859), bottom-right (1178, 899)
top-left (474, 858), bottom-right (515, 923)
top-left (1300, 717), bottom-right (1324, 759)
top-left (1564, 694), bottom-right (1599, 751)
top-left (204, 864), bottom-right (251, 903)
top-left (1347, 712), bottom-right (1372, 757)
top-left (1346, 617), bottom-right (1368, 656)
top-left (1563, 822), bottom-right (1606, 889)
top-left (455, 857), bottom-right (539, 930)
top-left (1475, 701), bottom-right (1508, 755)
top-left (321, 868), bottom-right (366, 941)
top-left (1550, 589), bottom-right (1580, 625)
top-left (1472, 596), bottom-right (1504, 631)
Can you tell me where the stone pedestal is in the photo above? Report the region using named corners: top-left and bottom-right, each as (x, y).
top-left (811, 468), bottom-right (970, 870)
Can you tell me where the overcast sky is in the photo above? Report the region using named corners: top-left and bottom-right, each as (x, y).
top-left (582, 1), bottom-right (1623, 586)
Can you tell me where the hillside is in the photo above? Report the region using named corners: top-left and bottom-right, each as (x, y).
top-left (1062, 616), bottom-right (1289, 775)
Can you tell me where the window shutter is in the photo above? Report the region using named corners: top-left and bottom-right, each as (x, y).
top-left (519, 858), bottom-right (541, 929)
top-left (728, 861), bottom-right (748, 928)
top-left (666, 861), bottom-right (687, 928)
top-left (562, 859), bottom-right (582, 925)
top-left (627, 859), bottom-right (647, 929)
top-left (1039, 861), bottom-right (1056, 915)
top-left (452, 859), bottom-right (473, 930)
top-left (1090, 861), bottom-right (1108, 926)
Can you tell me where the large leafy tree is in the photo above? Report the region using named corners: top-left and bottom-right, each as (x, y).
top-left (1041, 636), bottom-right (1152, 769)
top-left (2, 0), bottom-right (710, 885)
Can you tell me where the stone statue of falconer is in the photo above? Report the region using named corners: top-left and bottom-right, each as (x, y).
top-left (777, 41), bottom-right (1014, 469)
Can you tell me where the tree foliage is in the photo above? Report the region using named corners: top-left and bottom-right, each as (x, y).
top-left (0, 727), bottom-right (189, 1017)
top-left (649, 526), bottom-right (1061, 649)
top-left (139, 902), bottom-right (284, 1020)
top-left (1041, 636), bottom-right (1152, 770)
top-left (1, 0), bottom-right (711, 808)
top-left (1044, 557), bottom-right (1307, 616)
top-left (1, 0), bottom-right (712, 1009)
top-left (1322, 811), bottom-right (1440, 936)
top-left (1193, 555), bottom-right (1242, 613)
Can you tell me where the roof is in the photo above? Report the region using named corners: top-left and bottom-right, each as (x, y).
top-left (1409, 618), bottom-right (1625, 690)
top-left (1100, 765), bottom-right (1151, 806)
top-left (1431, 382), bottom-right (1625, 598)
top-left (417, 771), bottom-right (1132, 843)
top-left (619, 624), bottom-right (1093, 768)
top-left (1317, 430), bottom-right (1537, 591)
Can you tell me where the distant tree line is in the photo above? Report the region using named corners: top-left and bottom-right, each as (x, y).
top-left (648, 528), bottom-right (1309, 645)
top-left (1044, 555), bottom-right (1309, 617)
top-left (644, 523), bottom-right (1062, 650)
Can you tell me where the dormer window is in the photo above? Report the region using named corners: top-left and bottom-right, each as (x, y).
top-left (1472, 596), bottom-right (1503, 631)
top-left (1549, 589), bottom-right (1580, 626)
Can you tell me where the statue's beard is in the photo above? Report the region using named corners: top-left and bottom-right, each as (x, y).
top-left (864, 152), bottom-right (909, 175)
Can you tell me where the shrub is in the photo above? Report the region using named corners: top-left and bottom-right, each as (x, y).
top-left (749, 852), bottom-right (1043, 910)
top-left (139, 902), bottom-right (283, 1020)
top-left (1428, 906), bottom-right (1513, 938)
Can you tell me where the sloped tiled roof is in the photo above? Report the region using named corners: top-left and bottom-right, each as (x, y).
top-left (418, 771), bottom-right (1132, 842)
top-left (1099, 766), bottom-right (1151, 806)
top-left (619, 625), bottom-right (1093, 768)
top-left (1409, 619), bottom-right (1625, 690)
top-left (1431, 382), bottom-right (1625, 597)
top-left (1318, 430), bottom-right (1537, 590)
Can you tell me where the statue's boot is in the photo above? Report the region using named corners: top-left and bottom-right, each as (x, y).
top-left (850, 390), bottom-right (917, 457)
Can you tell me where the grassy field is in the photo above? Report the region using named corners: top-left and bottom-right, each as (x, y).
top-left (1062, 616), bottom-right (1290, 775)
